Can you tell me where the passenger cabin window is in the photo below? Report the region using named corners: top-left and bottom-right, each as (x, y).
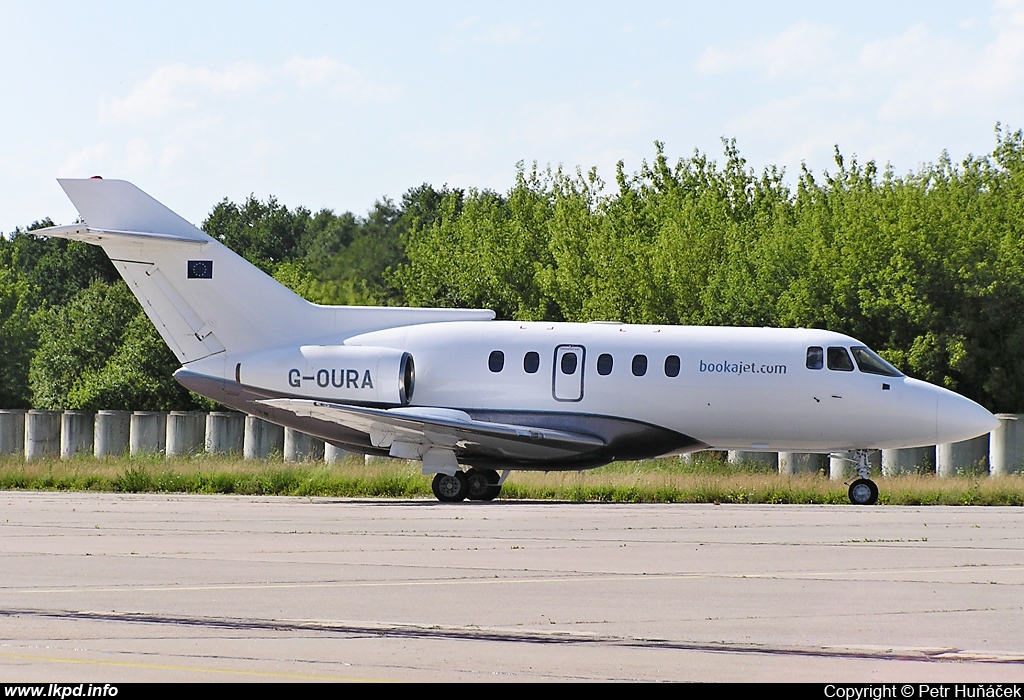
top-left (523, 351), bottom-right (540, 374)
top-left (664, 355), bottom-right (680, 377)
top-left (851, 346), bottom-right (903, 377)
top-left (560, 352), bottom-right (578, 375)
top-left (826, 346), bottom-right (854, 372)
top-left (597, 353), bottom-right (613, 376)
top-left (488, 350), bottom-right (505, 373)
top-left (632, 354), bottom-right (648, 377)
top-left (806, 346), bottom-right (823, 370)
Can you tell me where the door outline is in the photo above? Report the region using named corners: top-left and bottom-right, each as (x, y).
top-left (552, 344), bottom-right (586, 402)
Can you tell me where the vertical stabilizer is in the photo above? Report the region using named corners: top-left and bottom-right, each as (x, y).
top-left (38, 178), bottom-right (496, 368)
top-left (54, 179), bottom-right (327, 364)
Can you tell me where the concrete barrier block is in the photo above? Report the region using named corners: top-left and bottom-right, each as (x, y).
top-left (777, 452), bottom-right (827, 475)
top-left (990, 414), bottom-right (1024, 476)
top-left (936, 435), bottom-right (989, 477)
top-left (882, 446), bottom-right (935, 476)
top-left (727, 451), bottom-right (777, 470)
top-left (25, 410), bottom-right (61, 461)
top-left (166, 411), bottom-right (206, 457)
top-left (0, 410), bottom-right (26, 456)
top-left (60, 410), bottom-right (94, 459)
top-left (243, 415), bottom-right (284, 459)
top-left (206, 412), bottom-right (245, 454)
top-left (94, 410), bottom-right (131, 457)
top-left (324, 443), bottom-right (353, 463)
top-left (284, 428), bottom-right (324, 462)
top-left (130, 411), bottom-right (167, 455)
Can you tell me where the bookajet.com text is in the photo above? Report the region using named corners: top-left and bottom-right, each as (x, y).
top-left (699, 360), bottom-right (787, 375)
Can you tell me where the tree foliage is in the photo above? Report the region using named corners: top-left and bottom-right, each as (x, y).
top-left (4, 128), bottom-right (1024, 411)
top-left (393, 128), bottom-right (1024, 410)
top-left (28, 281), bottom-right (200, 410)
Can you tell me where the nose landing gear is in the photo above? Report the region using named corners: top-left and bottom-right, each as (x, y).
top-left (844, 450), bottom-right (879, 505)
top-left (848, 478), bottom-right (879, 505)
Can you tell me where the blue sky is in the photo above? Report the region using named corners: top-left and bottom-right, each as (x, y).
top-left (2, 1), bottom-right (1022, 232)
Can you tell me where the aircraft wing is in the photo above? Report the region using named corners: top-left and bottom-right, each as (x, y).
top-left (259, 399), bottom-right (605, 463)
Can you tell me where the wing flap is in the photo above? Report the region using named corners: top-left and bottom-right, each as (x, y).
top-left (260, 399), bottom-right (605, 461)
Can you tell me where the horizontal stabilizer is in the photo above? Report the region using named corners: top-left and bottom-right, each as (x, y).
top-left (29, 224), bottom-right (206, 247)
top-left (58, 178), bottom-right (209, 242)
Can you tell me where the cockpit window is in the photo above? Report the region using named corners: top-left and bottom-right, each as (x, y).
top-left (826, 346), bottom-right (854, 372)
top-left (806, 346), bottom-right (823, 370)
top-left (851, 346), bottom-right (903, 377)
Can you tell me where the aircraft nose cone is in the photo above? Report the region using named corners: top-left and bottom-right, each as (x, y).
top-left (936, 391), bottom-right (999, 444)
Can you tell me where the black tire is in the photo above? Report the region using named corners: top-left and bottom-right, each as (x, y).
top-left (466, 468), bottom-right (502, 501)
top-left (848, 478), bottom-right (879, 505)
top-left (432, 471), bottom-right (469, 502)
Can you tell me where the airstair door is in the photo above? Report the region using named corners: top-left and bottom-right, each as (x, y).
top-left (552, 345), bottom-right (585, 402)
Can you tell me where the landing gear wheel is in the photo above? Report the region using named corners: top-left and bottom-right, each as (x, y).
top-left (466, 468), bottom-right (502, 501)
top-left (432, 471), bottom-right (469, 502)
top-left (848, 478), bottom-right (879, 505)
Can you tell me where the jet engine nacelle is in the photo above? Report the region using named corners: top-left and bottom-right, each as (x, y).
top-left (238, 345), bottom-right (414, 406)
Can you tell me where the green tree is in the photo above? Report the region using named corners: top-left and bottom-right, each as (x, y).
top-left (0, 266), bottom-right (36, 407)
top-left (29, 281), bottom-right (203, 410)
top-left (203, 196), bottom-right (313, 272)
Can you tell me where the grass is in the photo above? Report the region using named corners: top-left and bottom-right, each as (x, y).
top-left (1, 451), bottom-right (1023, 505)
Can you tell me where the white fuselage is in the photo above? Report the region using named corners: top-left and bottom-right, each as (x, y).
top-left (190, 320), bottom-right (996, 454)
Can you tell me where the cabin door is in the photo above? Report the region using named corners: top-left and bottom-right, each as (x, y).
top-left (552, 345), bottom-right (586, 402)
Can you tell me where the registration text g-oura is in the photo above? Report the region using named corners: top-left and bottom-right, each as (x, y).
top-left (289, 368), bottom-right (374, 390)
top-left (239, 345), bottom-right (413, 406)
top-left (699, 360), bottom-right (787, 375)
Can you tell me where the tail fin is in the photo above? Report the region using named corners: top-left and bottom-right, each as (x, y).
top-left (45, 178), bottom-right (324, 364)
top-left (37, 179), bottom-right (493, 366)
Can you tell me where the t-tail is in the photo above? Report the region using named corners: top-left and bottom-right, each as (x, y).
top-left (35, 178), bottom-right (493, 366)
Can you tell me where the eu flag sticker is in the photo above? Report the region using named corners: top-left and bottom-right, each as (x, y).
top-left (187, 260), bottom-right (213, 279)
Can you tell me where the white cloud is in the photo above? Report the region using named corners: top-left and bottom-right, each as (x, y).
top-left (696, 46), bottom-right (742, 75)
top-left (472, 21), bottom-right (538, 45)
top-left (103, 57), bottom-right (397, 124)
top-left (695, 21), bottom-right (837, 79)
top-left (981, 0), bottom-right (1024, 90)
top-left (859, 11), bottom-right (1024, 121)
top-left (517, 98), bottom-right (652, 147)
top-left (59, 142), bottom-right (110, 176)
top-left (283, 56), bottom-right (348, 88)
top-left (282, 56), bottom-right (400, 101)
top-left (690, 2), bottom-right (1024, 176)
top-left (103, 62), bottom-right (267, 122)
top-left (124, 138), bottom-right (154, 171)
top-left (441, 16), bottom-right (541, 48)
top-left (761, 21), bottom-right (838, 78)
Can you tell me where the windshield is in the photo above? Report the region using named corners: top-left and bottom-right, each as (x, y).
top-left (851, 346), bottom-right (903, 377)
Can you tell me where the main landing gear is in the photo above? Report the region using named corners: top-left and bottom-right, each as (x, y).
top-left (845, 449), bottom-right (879, 505)
top-left (431, 468), bottom-right (503, 502)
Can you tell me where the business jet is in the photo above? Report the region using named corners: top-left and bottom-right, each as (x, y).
top-left (34, 178), bottom-right (999, 505)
